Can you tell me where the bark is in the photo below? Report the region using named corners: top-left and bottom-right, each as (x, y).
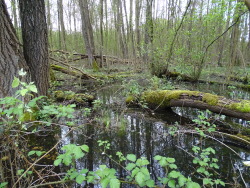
top-left (79, 0), bottom-right (96, 66)
top-left (144, 0), bottom-right (154, 62)
top-left (57, 0), bottom-right (67, 50)
top-left (229, 2), bottom-right (243, 66)
top-left (51, 64), bottom-right (96, 80)
top-left (135, 0), bottom-right (142, 56)
top-left (139, 90), bottom-right (250, 120)
top-left (19, 0), bottom-right (49, 96)
top-left (245, 0), bottom-right (250, 10)
top-left (46, 0), bottom-right (53, 46)
top-left (99, 0), bottom-right (104, 66)
top-left (0, 0), bottom-right (28, 97)
top-left (217, 1), bottom-right (231, 66)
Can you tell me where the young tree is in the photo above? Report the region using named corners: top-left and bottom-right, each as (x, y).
top-left (57, 0), bottom-right (67, 50)
top-left (19, 0), bottom-right (49, 96)
top-left (0, 0), bottom-right (28, 97)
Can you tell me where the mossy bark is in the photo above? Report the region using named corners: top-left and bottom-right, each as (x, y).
top-left (130, 90), bottom-right (250, 120)
top-left (51, 64), bottom-right (96, 80)
top-left (54, 90), bottom-right (95, 105)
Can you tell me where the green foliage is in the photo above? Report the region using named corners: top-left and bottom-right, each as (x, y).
top-left (54, 144), bottom-right (89, 166)
top-left (28, 150), bottom-right (45, 157)
top-left (193, 110), bottom-right (216, 137)
top-left (0, 182), bottom-right (8, 188)
top-left (192, 146), bottom-right (225, 187)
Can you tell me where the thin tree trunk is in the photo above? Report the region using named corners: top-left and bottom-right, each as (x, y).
top-left (57, 0), bottom-right (67, 50)
top-left (135, 0), bottom-right (142, 56)
top-left (46, 0), bottom-right (53, 48)
top-left (0, 0), bottom-right (28, 97)
top-left (11, 0), bottom-right (18, 29)
top-left (144, 0), bottom-right (154, 62)
top-left (99, 0), bottom-right (104, 67)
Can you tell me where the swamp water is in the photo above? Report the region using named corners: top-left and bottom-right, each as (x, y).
top-left (57, 83), bottom-right (250, 187)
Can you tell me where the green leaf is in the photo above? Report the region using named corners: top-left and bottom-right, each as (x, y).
top-left (110, 178), bottom-right (120, 188)
top-left (197, 167), bottom-right (205, 173)
top-left (166, 158), bottom-right (175, 163)
top-left (100, 177), bottom-right (109, 188)
top-left (169, 164), bottom-right (177, 169)
top-left (80, 145), bottom-right (89, 152)
top-left (126, 163), bottom-right (136, 171)
top-left (20, 89), bottom-right (28, 96)
top-left (76, 174), bottom-right (86, 184)
top-left (0, 182), bottom-right (8, 188)
top-left (28, 151), bottom-right (36, 156)
top-left (203, 178), bottom-right (213, 185)
top-left (140, 167), bottom-right (150, 179)
top-left (159, 158), bottom-right (167, 167)
top-left (27, 85), bottom-right (37, 93)
top-left (131, 167), bottom-right (140, 177)
top-left (154, 155), bottom-right (162, 160)
top-left (168, 180), bottom-right (176, 188)
top-left (186, 182), bottom-right (201, 188)
top-left (12, 77), bottom-right (20, 88)
top-left (69, 171), bottom-right (79, 180)
top-left (54, 159), bottom-right (62, 166)
top-left (135, 172), bottom-right (145, 186)
top-left (126, 154), bottom-right (136, 162)
top-left (87, 175), bottom-right (95, 183)
top-left (168, 170), bottom-right (181, 178)
top-left (178, 176), bottom-right (187, 187)
top-left (80, 169), bottom-right (88, 174)
top-left (146, 179), bottom-right (155, 187)
top-left (36, 151), bottom-right (43, 157)
top-left (161, 177), bottom-right (169, 184)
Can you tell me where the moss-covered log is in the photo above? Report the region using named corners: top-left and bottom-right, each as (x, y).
top-left (51, 64), bottom-right (96, 80)
top-left (54, 90), bottom-right (95, 105)
top-left (127, 90), bottom-right (250, 120)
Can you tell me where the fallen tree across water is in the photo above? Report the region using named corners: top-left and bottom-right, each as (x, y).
top-left (126, 90), bottom-right (250, 120)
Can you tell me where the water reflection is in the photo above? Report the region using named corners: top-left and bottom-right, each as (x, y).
top-left (60, 110), bottom-right (250, 187)
top-left (58, 84), bottom-right (250, 187)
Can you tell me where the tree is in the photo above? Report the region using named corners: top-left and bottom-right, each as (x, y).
top-left (19, 0), bottom-right (49, 96)
top-left (0, 0), bottom-right (28, 97)
top-left (79, 0), bottom-right (96, 66)
top-left (57, 0), bottom-right (67, 50)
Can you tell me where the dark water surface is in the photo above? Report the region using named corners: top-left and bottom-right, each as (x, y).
top-left (59, 83), bottom-right (250, 187)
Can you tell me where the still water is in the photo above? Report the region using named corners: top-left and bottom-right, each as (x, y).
top-left (59, 83), bottom-right (250, 187)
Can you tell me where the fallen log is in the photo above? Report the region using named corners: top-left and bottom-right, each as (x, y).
top-left (126, 90), bottom-right (250, 120)
top-left (51, 64), bottom-right (97, 80)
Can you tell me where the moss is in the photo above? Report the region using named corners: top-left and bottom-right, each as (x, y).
top-left (126, 95), bottom-right (135, 103)
top-left (54, 90), bottom-right (95, 104)
top-left (92, 61), bottom-right (100, 72)
top-left (202, 93), bottom-right (219, 105)
top-left (142, 90), bottom-right (199, 108)
top-left (229, 101), bottom-right (250, 113)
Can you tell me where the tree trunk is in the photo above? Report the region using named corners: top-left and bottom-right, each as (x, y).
top-left (129, 90), bottom-right (250, 120)
top-left (79, 0), bottom-right (96, 66)
top-left (135, 0), bottom-right (141, 57)
top-left (19, 0), bottom-right (49, 96)
top-left (57, 0), bottom-right (67, 50)
top-left (0, 0), bottom-right (28, 97)
top-left (144, 0), bottom-right (154, 62)
top-left (11, 0), bottom-right (18, 29)
top-left (99, 0), bottom-right (104, 66)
